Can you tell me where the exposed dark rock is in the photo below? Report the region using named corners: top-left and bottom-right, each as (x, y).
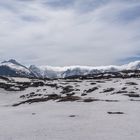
top-left (130, 99), bottom-right (140, 101)
top-left (31, 81), bottom-right (45, 87)
top-left (107, 111), bottom-right (124, 114)
top-left (81, 93), bottom-right (87, 96)
top-left (125, 82), bottom-right (138, 85)
top-left (122, 87), bottom-right (127, 90)
top-left (0, 76), bottom-right (10, 81)
top-left (124, 93), bottom-right (140, 97)
top-left (20, 95), bottom-right (26, 99)
top-left (75, 89), bottom-right (80, 91)
top-left (0, 83), bottom-right (26, 91)
top-left (83, 98), bottom-right (100, 102)
top-left (61, 85), bottom-right (74, 94)
top-left (86, 87), bottom-right (98, 93)
top-left (20, 92), bottom-right (43, 99)
top-left (46, 83), bottom-right (58, 88)
top-left (96, 80), bottom-right (106, 83)
top-left (57, 95), bottom-right (81, 102)
top-left (104, 99), bottom-right (119, 102)
top-left (129, 91), bottom-right (135, 94)
top-left (102, 88), bottom-right (115, 93)
top-left (36, 89), bottom-right (41, 92)
top-left (15, 93), bottom-right (120, 106)
top-left (90, 82), bottom-right (96, 85)
top-left (30, 92), bottom-right (35, 95)
top-left (47, 94), bottom-right (60, 100)
top-left (82, 98), bottom-right (119, 102)
top-left (32, 113), bottom-right (36, 115)
top-left (69, 115), bottom-right (76, 117)
top-left (112, 90), bottom-right (128, 94)
top-left (13, 97), bottom-right (49, 106)
top-left (66, 92), bottom-right (75, 96)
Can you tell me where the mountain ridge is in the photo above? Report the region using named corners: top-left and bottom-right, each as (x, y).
top-left (1, 59), bottom-right (140, 78)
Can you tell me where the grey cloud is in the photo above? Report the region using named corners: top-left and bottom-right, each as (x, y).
top-left (0, 0), bottom-right (140, 66)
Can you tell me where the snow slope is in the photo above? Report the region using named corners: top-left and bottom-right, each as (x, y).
top-left (0, 77), bottom-right (140, 140)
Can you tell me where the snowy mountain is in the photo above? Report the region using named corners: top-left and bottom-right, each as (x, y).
top-left (29, 61), bottom-right (140, 78)
top-left (1, 59), bottom-right (140, 78)
top-left (0, 59), bottom-right (35, 78)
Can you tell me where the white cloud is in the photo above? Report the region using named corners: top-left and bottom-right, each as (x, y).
top-left (0, 0), bottom-right (140, 66)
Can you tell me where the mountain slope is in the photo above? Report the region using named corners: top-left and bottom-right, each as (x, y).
top-left (0, 59), bottom-right (35, 78)
top-left (30, 61), bottom-right (140, 78)
top-left (1, 59), bottom-right (140, 78)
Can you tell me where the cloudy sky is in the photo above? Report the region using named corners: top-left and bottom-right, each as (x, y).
top-left (0, 0), bottom-right (140, 66)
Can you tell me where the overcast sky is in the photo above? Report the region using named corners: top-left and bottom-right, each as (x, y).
top-left (0, 0), bottom-right (140, 66)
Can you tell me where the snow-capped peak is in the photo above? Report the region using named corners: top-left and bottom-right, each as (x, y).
top-left (29, 60), bottom-right (140, 78)
top-left (2, 59), bottom-right (20, 65)
top-left (1, 59), bottom-right (140, 78)
top-left (1, 59), bottom-right (30, 73)
top-left (0, 59), bottom-right (35, 77)
top-left (122, 61), bottom-right (140, 70)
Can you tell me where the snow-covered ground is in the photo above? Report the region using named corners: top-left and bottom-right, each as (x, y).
top-left (0, 77), bottom-right (140, 140)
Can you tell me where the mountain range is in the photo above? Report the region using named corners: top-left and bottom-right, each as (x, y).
top-left (1, 59), bottom-right (140, 79)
